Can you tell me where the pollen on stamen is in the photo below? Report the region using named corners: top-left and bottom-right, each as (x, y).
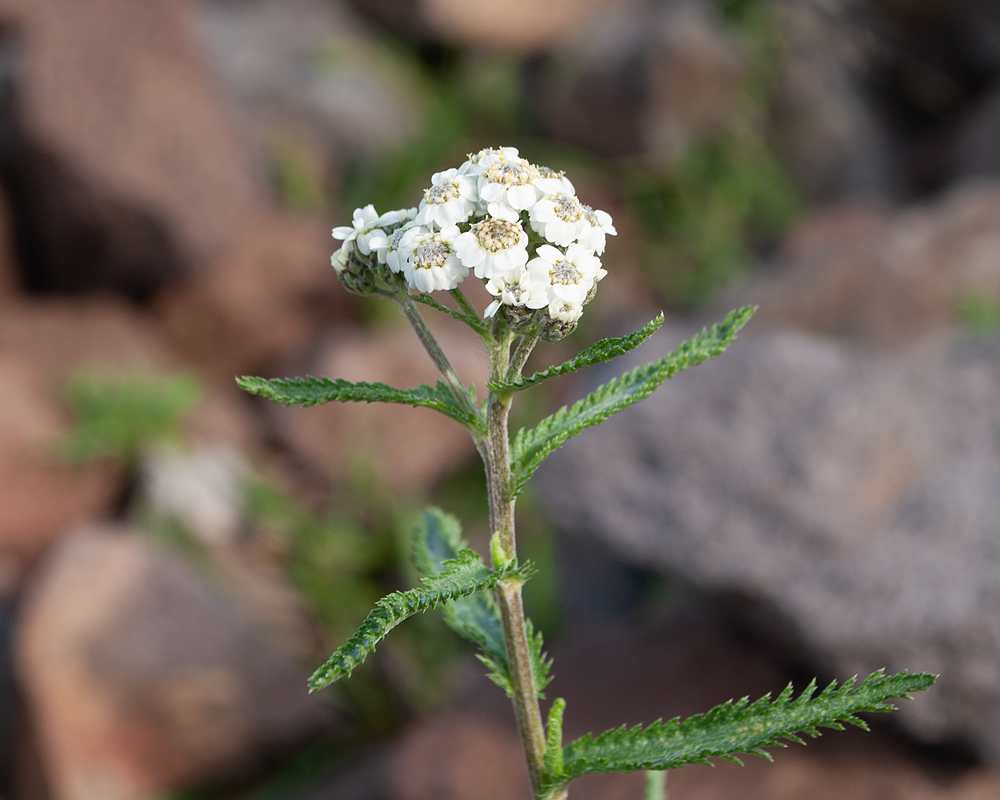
top-left (474, 219), bottom-right (521, 252)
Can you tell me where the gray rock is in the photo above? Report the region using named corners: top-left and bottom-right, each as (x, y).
top-left (536, 326), bottom-right (1000, 758)
top-left (533, 1), bottom-right (741, 165)
top-left (742, 181), bottom-right (1000, 345)
top-left (196, 0), bottom-right (421, 164)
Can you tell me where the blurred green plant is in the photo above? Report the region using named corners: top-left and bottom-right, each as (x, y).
top-left (958, 292), bottom-right (1000, 336)
top-left (59, 370), bottom-right (201, 469)
top-left (625, 0), bottom-right (800, 309)
top-left (244, 470), bottom-right (395, 646)
top-left (272, 136), bottom-right (330, 214)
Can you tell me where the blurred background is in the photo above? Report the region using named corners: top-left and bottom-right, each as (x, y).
top-left (1, 0), bottom-right (999, 798)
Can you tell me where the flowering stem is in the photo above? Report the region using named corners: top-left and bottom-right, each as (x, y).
top-left (486, 318), bottom-right (548, 797)
top-left (449, 287), bottom-right (489, 335)
top-left (395, 290), bottom-right (485, 442)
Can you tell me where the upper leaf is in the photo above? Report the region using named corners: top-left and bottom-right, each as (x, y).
top-left (237, 375), bottom-right (485, 433)
top-left (489, 314), bottom-right (665, 393)
top-left (510, 306), bottom-right (755, 492)
top-left (308, 548), bottom-right (529, 691)
top-left (412, 507), bottom-right (550, 699)
top-left (560, 669), bottom-right (936, 782)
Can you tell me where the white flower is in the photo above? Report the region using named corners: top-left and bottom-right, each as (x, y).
top-left (414, 169), bottom-right (478, 228)
top-left (527, 244), bottom-right (604, 305)
top-left (400, 225), bottom-right (468, 293)
top-left (376, 206), bottom-right (417, 228)
top-left (478, 153), bottom-right (540, 218)
top-left (577, 205), bottom-right (617, 255)
top-left (547, 298), bottom-right (584, 324)
top-left (368, 224), bottom-right (411, 273)
top-left (533, 166), bottom-right (575, 197)
top-left (530, 193), bottom-right (587, 246)
top-left (365, 208), bottom-right (418, 268)
top-left (458, 146), bottom-right (520, 178)
top-left (453, 217), bottom-right (529, 280)
top-left (330, 245), bottom-right (351, 274)
top-left (332, 204), bottom-right (384, 257)
top-left (483, 266), bottom-right (549, 318)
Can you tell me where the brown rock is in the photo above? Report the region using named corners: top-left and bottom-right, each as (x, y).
top-left (16, 527), bottom-right (331, 800)
top-left (267, 313), bottom-right (484, 494)
top-left (0, 355), bottom-right (119, 581)
top-left (388, 713), bottom-right (531, 800)
top-left (0, 190), bottom-right (20, 301)
top-left (0, 297), bottom-right (192, 577)
top-left (0, 296), bottom-right (176, 378)
top-left (155, 214), bottom-right (340, 381)
top-left (536, 2), bottom-right (741, 163)
top-left (0, 0), bottom-right (263, 264)
top-left (748, 181), bottom-right (1000, 343)
top-left (351, 0), bottom-right (625, 52)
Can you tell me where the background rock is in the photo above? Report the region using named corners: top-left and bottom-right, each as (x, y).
top-left (197, 0), bottom-right (421, 166)
top-left (532, 1), bottom-right (741, 164)
top-left (266, 314), bottom-right (484, 495)
top-left (537, 326), bottom-right (1000, 758)
top-left (155, 214), bottom-right (339, 382)
top-left (746, 181), bottom-right (1000, 343)
top-left (16, 527), bottom-right (331, 800)
top-left (0, 0), bottom-right (263, 276)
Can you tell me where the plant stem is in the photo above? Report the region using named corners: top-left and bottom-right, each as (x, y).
top-left (395, 290), bottom-right (485, 444)
top-left (486, 319), bottom-right (548, 797)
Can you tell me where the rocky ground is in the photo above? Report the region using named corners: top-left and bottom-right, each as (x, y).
top-left (0, 1), bottom-right (999, 799)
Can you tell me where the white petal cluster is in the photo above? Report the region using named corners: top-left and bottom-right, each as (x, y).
top-left (329, 146), bottom-right (616, 331)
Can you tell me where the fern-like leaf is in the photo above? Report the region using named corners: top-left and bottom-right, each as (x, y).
top-left (560, 669), bottom-right (936, 782)
top-left (489, 314), bottom-right (665, 392)
top-left (412, 507), bottom-right (550, 699)
top-left (510, 306), bottom-right (755, 492)
top-left (308, 548), bottom-right (529, 691)
top-left (237, 375), bottom-right (484, 433)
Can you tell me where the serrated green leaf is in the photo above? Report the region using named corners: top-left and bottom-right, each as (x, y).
top-left (545, 698), bottom-right (567, 779)
top-left (510, 306), bottom-right (755, 492)
top-left (308, 548), bottom-right (529, 691)
top-left (490, 314), bottom-right (665, 393)
top-left (559, 669), bottom-right (936, 782)
top-left (237, 375), bottom-right (484, 433)
top-left (412, 507), bottom-right (550, 699)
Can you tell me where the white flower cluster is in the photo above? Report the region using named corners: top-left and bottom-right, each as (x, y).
top-left (331, 147), bottom-right (616, 333)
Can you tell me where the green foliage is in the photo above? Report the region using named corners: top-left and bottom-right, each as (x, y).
top-left (272, 136), bottom-right (329, 214)
top-left (237, 375), bottom-right (485, 434)
top-left (558, 670), bottom-right (936, 784)
top-left (60, 370), bottom-right (201, 468)
top-left (244, 477), bottom-right (392, 643)
top-left (308, 546), bottom-right (531, 692)
top-left (489, 315), bottom-right (665, 393)
top-left (958, 292), bottom-right (1000, 336)
top-left (510, 306), bottom-right (755, 492)
top-left (544, 698), bottom-right (567, 779)
top-left (412, 507), bottom-right (552, 699)
top-left (645, 771), bottom-right (668, 800)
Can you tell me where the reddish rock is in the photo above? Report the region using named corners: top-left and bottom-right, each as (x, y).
top-left (16, 527), bottom-right (331, 800)
top-left (388, 713), bottom-right (531, 800)
top-left (0, 296), bottom-right (176, 378)
top-left (155, 214), bottom-right (340, 382)
top-left (267, 313), bottom-right (485, 495)
top-left (0, 0), bottom-right (263, 264)
top-left (749, 182), bottom-right (1000, 343)
top-left (0, 354), bottom-right (119, 573)
top-left (351, 0), bottom-right (623, 52)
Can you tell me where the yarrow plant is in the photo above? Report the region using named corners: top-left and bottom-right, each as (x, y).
top-left (240, 147), bottom-right (935, 800)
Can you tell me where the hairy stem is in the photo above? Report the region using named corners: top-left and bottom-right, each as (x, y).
top-left (486, 319), bottom-right (548, 797)
top-left (395, 290), bottom-right (484, 443)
